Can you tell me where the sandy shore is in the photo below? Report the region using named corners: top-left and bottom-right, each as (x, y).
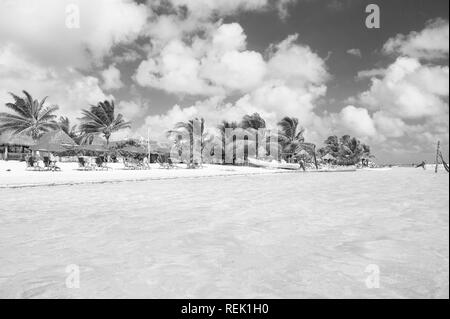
top-left (0, 167), bottom-right (448, 298)
top-left (0, 160), bottom-right (297, 188)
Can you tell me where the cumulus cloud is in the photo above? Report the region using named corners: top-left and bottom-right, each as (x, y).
top-left (0, 0), bottom-right (150, 69)
top-left (339, 106), bottom-right (376, 138)
top-left (357, 57), bottom-right (449, 120)
top-left (356, 68), bottom-right (386, 79)
top-left (135, 28), bottom-right (330, 142)
top-left (347, 48), bottom-right (362, 58)
top-left (267, 34), bottom-right (329, 86)
top-left (154, 0), bottom-right (298, 20)
top-left (135, 26), bottom-right (328, 98)
top-left (346, 19), bottom-right (449, 155)
top-left (0, 45), bottom-right (111, 120)
top-left (117, 100), bottom-right (147, 121)
top-left (101, 64), bottom-right (124, 91)
top-left (383, 18), bottom-right (449, 60)
top-left (163, 0), bottom-right (268, 18)
top-left (135, 23), bottom-right (269, 95)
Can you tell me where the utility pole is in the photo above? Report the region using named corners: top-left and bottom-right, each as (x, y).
top-left (147, 127), bottom-right (151, 163)
top-left (435, 141), bottom-right (440, 173)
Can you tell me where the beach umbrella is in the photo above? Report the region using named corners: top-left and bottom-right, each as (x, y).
top-left (30, 130), bottom-right (77, 153)
top-left (322, 153), bottom-right (336, 161)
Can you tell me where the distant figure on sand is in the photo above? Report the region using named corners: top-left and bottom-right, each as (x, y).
top-left (299, 159), bottom-right (306, 172)
top-left (416, 161), bottom-right (426, 170)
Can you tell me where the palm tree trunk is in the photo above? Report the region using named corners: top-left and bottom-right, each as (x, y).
top-left (222, 136), bottom-right (226, 164)
top-left (312, 146), bottom-right (318, 170)
top-left (190, 134), bottom-right (194, 164)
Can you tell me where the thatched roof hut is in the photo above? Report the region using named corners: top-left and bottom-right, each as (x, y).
top-left (0, 132), bottom-right (34, 147)
top-left (0, 132), bottom-right (34, 160)
top-left (30, 130), bottom-right (77, 153)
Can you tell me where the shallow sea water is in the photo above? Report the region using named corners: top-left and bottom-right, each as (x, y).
top-left (0, 168), bottom-right (448, 298)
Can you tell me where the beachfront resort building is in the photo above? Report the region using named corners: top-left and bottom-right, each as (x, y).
top-left (0, 132), bottom-right (33, 161)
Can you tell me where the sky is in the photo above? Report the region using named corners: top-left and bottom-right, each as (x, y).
top-left (0, 0), bottom-right (448, 164)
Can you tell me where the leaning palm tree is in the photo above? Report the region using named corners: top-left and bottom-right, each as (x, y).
top-left (0, 91), bottom-right (59, 141)
top-left (58, 116), bottom-right (79, 140)
top-left (277, 117), bottom-right (306, 162)
top-left (241, 113), bottom-right (266, 131)
top-left (217, 121), bottom-right (238, 164)
top-left (168, 118), bottom-right (211, 164)
top-left (79, 100), bottom-right (131, 146)
top-left (241, 113), bottom-right (266, 158)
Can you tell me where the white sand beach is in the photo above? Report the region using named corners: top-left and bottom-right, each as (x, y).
top-left (0, 165), bottom-right (448, 299)
top-left (0, 160), bottom-right (295, 188)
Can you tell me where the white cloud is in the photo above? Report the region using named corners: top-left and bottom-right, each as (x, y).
top-left (158, 0), bottom-right (297, 20)
top-left (101, 64), bottom-right (124, 91)
top-left (372, 111), bottom-right (407, 138)
top-left (0, 45), bottom-right (111, 120)
top-left (267, 34), bottom-right (329, 87)
top-left (135, 23), bottom-right (271, 95)
top-left (347, 48), bottom-right (362, 58)
top-left (383, 18), bottom-right (449, 60)
top-left (164, 0), bottom-right (269, 18)
top-left (0, 0), bottom-right (150, 68)
top-left (116, 100), bottom-right (147, 121)
top-left (134, 39), bottom-right (224, 96)
top-left (339, 106), bottom-right (377, 138)
top-left (357, 57), bottom-right (449, 120)
top-left (356, 68), bottom-right (386, 79)
top-left (347, 20), bottom-right (450, 156)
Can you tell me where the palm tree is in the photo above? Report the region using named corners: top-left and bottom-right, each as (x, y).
top-left (79, 100), bottom-right (131, 146)
top-left (168, 118), bottom-right (211, 164)
top-left (335, 135), bottom-right (373, 165)
top-left (241, 113), bottom-right (266, 158)
top-left (277, 117), bottom-right (318, 167)
top-left (0, 91), bottom-right (59, 141)
top-left (58, 116), bottom-right (79, 140)
top-left (277, 117), bottom-right (306, 162)
top-left (241, 113), bottom-right (266, 131)
top-left (217, 121), bottom-right (238, 164)
top-left (319, 135), bottom-right (340, 158)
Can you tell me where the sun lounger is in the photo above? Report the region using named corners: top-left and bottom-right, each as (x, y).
top-left (167, 158), bottom-right (181, 169)
top-left (43, 157), bottom-right (61, 172)
top-left (78, 157), bottom-right (94, 171)
top-left (156, 157), bottom-right (170, 169)
top-left (26, 157), bottom-right (44, 171)
top-left (187, 161), bottom-right (203, 169)
top-left (124, 158), bottom-right (140, 170)
top-left (95, 157), bottom-right (111, 171)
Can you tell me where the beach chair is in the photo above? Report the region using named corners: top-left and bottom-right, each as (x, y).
top-left (187, 161), bottom-right (203, 169)
top-left (167, 158), bottom-right (181, 169)
top-left (124, 158), bottom-right (138, 170)
top-left (26, 156), bottom-right (44, 171)
top-left (156, 157), bottom-right (169, 169)
top-left (95, 157), bottom-right (111, 171)
top-left (43, 157), bottom-right (61, 172)
top-left (78, 157), bottom-right (93, 171)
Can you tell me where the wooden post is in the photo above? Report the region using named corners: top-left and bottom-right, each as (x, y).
top-left (435, 141), bottom-right (441, 173)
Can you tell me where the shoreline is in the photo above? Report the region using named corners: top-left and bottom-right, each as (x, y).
top-left (0, 160), bottom-right (361, 189)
